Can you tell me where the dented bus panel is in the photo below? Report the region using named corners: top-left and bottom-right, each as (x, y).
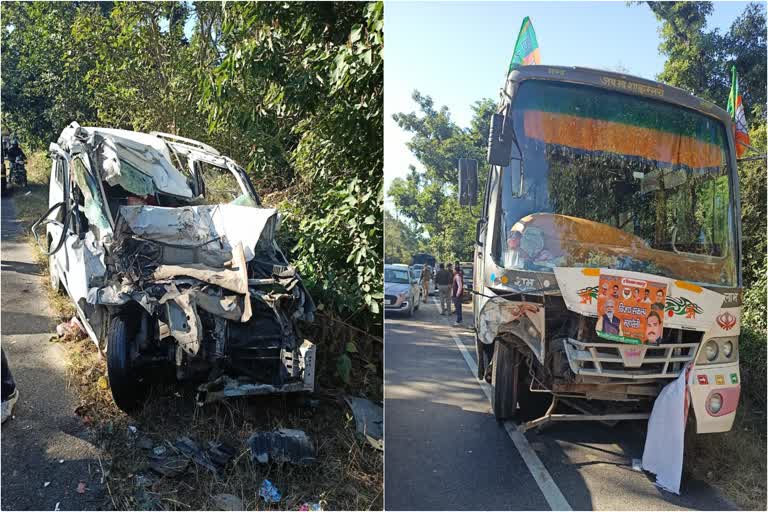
top-left (465, 66), bottom-right (742, 434)
top-left (35, 123), bottom-right (316, 411)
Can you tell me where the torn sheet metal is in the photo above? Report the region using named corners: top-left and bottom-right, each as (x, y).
top-left (64, 231), bottom-right (108, 305)
top-left (344, 397), bottom-right (383, 451)
top-left (174, 437), bottom-right (221, 475)
top-left (248, 429), bottom-right (316, 465)
top-left (166, 293), bottom-right (202, 356)
top-left (88, 126), bottom-right (194, 198)
top-left (118, 204), bottom-right (278, 262)
top-left (154, 243), bottom-right (252, 322)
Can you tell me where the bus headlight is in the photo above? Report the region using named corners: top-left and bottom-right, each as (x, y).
top-left (704, 340), bottom-right (718, 361)
top-left (722, 340), bottom-right (734, 358)
top-left (709, 393), bottom-right (723, 414)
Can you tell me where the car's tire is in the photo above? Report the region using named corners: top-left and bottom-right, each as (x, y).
top-left (491, 339), bottom-right (527, 420)
top-left (107, 313), bottom-right (149, 413)
top-left (475, 334), bottom-right (487, 380)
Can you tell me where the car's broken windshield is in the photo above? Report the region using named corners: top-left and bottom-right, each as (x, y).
top-left (495, 80), bottom-right (737, 287)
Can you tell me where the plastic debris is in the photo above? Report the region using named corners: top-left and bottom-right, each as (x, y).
top-left (97, 376), bottom-right (109, 390)
top-left (212, 493), bottom-right (244, 511)
top-left (258, 479), bottom-right (281, 503)
top-left (299, 502), bottom-right (323, 511)
top-left (631, 458), bottom-right (643, 472)
top-left (58, 459), bottom-right (65, 464)
top-left (43, 482), bottom-right (51, 488)
top-left (344, 397), bottom-right (383, 451)
top-left (174, 436), bottom-right (220, 474)
top-left (152, 445), bottom-right (167, 457)
top-left (149, 454), bottom-right (189, 477)
top-left (76, 481), bottom-right (87, 494)
top-left (54, 502), bottom-right (60, 511)
top-left (55, 316), bottom-right (85, 338)
top-left (248, 429), bottom-right (315, 465)
top-left (207, 441), bottom-right (236, 467)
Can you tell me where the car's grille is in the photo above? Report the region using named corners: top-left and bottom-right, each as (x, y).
top-left (564, 336), bottom-right (700, 379)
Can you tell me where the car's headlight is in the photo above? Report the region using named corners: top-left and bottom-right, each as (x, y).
top-left (704, 340), bottom-right (718, 361)
top-left (709, 393), bottom-right (723, 414)
top-left (696, 337), bottom-right (738, 365)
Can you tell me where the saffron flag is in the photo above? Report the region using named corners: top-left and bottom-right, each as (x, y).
top-left (508, 17), bottom-right (540, 73)
top-left (727, 66), bottom-right (750, 157)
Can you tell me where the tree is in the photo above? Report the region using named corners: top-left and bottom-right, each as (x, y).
top-left (384, 210), bottom-right (419, 264)
top-left (388, 93), bottom-right (495, 262)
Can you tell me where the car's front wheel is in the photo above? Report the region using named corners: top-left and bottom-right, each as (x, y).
top-left (107, 312), bottom-right (149, 412)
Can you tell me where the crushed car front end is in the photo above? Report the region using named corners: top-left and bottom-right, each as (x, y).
top-left (37, 123), bottom-right (316, 411)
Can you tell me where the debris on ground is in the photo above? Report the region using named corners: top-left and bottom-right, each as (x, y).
top-left (43, 482), bottom-right (50, 488)
top-left (207, 440), bottom-right (236, 467)
top-left (148, 453), bottom-right (189, 478)
top-left (152, 445), bottom-right (167, 457)
top-left (632, 458), bottom-right (643, 472)
top-left (76, 481), bottom-right (87, 494)
top-left (97, 375), bottom-right (109, 390)
top-left (248, 428), bottom-right (316, 465)
top-left (299, 502), bottom-right (323, 511)
top-left (55, 316), bottom-right (85, 338)
top-left (174, 436), bottom-right (221, 474)
top-left (344, 396), bottom-right (383, 451)
top-left (212, 493), bottom-right (244, 511)
top-left (134, 473), bottom-right (160, 509)
top-left (54, 502), bottom-right (60, 511)
top-left (258, 479), bottom-right (281, 503)
top-left (137, 435), bottom-right (154, 450)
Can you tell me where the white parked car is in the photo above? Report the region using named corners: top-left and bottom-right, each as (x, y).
top-left (34, 123), bottom-right (317, 411)
top-left (384, 264), bottom-right (421, 317)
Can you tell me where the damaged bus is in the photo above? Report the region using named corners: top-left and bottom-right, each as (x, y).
top-left (33, 123), bottom-right (316, 411)
top-left (460, 66), bottom-right (743, 434)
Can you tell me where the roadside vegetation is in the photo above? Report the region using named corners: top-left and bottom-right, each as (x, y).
top-left (2, 2), bottom-right (383, 510)
top-left (386, 2), bottom-right (765, 509)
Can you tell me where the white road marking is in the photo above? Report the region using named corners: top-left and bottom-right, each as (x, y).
top-left (445, 317), bottom-right (572, 511)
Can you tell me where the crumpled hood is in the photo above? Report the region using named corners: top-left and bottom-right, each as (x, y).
top-left (385, 282), bottom-right (410, 297)
top-left (117, 204), bottom-right (279, 262)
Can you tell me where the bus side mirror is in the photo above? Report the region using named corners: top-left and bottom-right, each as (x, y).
top-left (458, 158), bottom-right (478, 206)
top-left (487, 112), bottom-right (512, 167)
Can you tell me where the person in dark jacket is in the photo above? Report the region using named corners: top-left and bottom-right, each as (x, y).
top-left (5, 138), bottom-right (26, 163)
top-left (452, 262), bottom-right (464, 326)
top-left (435, 263), bottom-right (453, 315)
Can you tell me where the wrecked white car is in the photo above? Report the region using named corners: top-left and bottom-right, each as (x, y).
top-left (33, 123), bottom-right (316, 411)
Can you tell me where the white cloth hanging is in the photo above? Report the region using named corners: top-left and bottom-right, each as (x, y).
top-left (641, 362), bottom-right (692, 494)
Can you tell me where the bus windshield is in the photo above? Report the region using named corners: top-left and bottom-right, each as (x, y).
top-left (495, 80), bottom-right (737, 287)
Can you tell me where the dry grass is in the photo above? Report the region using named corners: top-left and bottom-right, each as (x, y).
top-left (17, 150), bottom-right (383, 510)
top-left (685, 401), bottom-right (767, 510)
top-left (57, 334), bottom-right (383, 511)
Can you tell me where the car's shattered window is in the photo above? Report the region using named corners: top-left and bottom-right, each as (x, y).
top-left (195, 161), bottom-right (254, 206)
top-left (72, 157), bottom-right (112, 234)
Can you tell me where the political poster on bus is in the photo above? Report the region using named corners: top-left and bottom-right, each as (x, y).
top-left (596, 273), bottom-right (668, 345)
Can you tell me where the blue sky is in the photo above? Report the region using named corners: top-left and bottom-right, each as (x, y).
top-left (384, 1), bottom-right (753, 206)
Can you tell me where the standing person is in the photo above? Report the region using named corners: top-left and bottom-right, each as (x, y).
top-left (2, 348), bottom-right (19, 423)
top-left (435, 263), bottom-right (453, 315)
top-left (452, 261), bottom-right (464, 326)
top-left (421, 264), bottom-right (433, 300)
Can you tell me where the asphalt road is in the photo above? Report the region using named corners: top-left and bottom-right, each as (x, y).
top-left (384, 294), bottom-right (736, 511)
top-left (1, 196), bottom-right (107, 511)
